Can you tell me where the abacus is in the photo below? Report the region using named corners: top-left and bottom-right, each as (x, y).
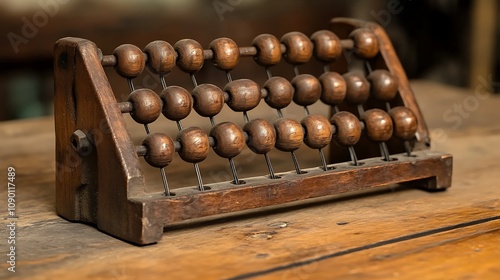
top-left (54, 18), bottom-right (452, 245)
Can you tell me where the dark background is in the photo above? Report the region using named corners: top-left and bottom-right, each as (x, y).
top-left (0, 0), bottom-right (494, 121)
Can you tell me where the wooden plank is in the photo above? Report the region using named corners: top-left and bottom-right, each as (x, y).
top-left (0, 81), bottom-right (499, 279)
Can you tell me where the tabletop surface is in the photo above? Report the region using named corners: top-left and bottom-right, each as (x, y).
top-left (0, 81), bottom-right (499, 280)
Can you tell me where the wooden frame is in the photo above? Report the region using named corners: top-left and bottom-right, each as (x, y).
top-left (54, 18), bottom-right (452, 245)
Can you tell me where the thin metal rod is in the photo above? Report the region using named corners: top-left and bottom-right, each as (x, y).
top-left (176, 121), bottom-right (183, 131)
top-left (365, 61), bottom-right (373, 73)
top-left (348, 146), bottom-right (359, 166)
top-left (291, 151), bottom-right (302, 174)
top-left (333, 105), bottom-right (340, 114)
top-left (264, 153), bottom-right (276, 179)
top-left (323, 64), bottom-right (330, 73)
top-left (144, 124), bottom-right (151, 134)
top-left (304, 106), bottom-right (310, 116)
top-left (404, 141), bottom-right (413, 157)
top-left (294, 65), bottom-right (300, 76)
top-left (160, 168), bottom-right (171, 196)
top-left (226, 71), bottom-right (233, 82)
top-left (209, 117), bottom-right (216, 127)
top-left (385, 101), bottom-right (392, 112)
top-left (190, 74), bottom-right (198, 87)
top-left (319, 149), bottom-right (328, 171)
top-left (266, 68), bottom-right (273, 79)
top-left (160, 75), bottom-right (167, 89)
top-left (243, 112), bottom-right (249, 123)
top-left (127, 79), bottom-right (135, 91)
top-left (228, 158), bottom-right (241, 184)
top-left (193, 163), bottom-right (205, 191)
top-left (277, 109), bottom-right (283, 118)
top-left (380, 142), bottom-right (391, 161)
top-left (357, 104), bottom-right (365, 116)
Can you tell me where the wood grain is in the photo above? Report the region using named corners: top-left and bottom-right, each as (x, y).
top-left (0, 81), bottom-right (499, 279)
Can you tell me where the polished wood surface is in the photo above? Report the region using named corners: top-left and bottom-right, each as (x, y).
top-left (0, 81), bottom-right (499, 279)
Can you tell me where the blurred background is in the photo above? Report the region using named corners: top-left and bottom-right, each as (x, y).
top-left (0, 0), bottom-right (495, 121)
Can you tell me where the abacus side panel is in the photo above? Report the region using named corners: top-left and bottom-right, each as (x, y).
top-left (55, 38), bottom-right (154, 244)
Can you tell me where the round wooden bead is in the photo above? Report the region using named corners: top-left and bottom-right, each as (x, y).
top-left (389, 106), bottom-right (418, 140)
top-left (243, 118), bottom-right (276, 154)
top-left (113, 44), bottom-right (145, 78)
top-left (264, 76), bottom-right (294, 109)
top-left (177, 127), bottom-right (209, 163)
top-left (349, 28), bottom-right (379, 59)
top-left (362, 109), bottom-right (393, 142)
top-left (367, 69), bottom-right (398, 101)
top-left (224, 79), bottom-right (261, 111)
top-left (252, 34), bottom-right (281, 66)
top-left (330, 111), bottom-right (362, 146)
top-left (280, 32), bottom-right (313, 64)
top-left (174, 39), bottom-right (204, 73)
top-left (319, 72), bottom-right (346, 105)
top-left (160, 86), bottom-right (192, 121)
top-left (128, 88), bottom-right (162, 124)
top-left (343, 72), bottom-right (370, 104)
top-left (191, 84), bottom-right (225, 117)
top-left (274, 118), bottom-right (304, 152)
top-left (210, 122), bottom-right (245, 158)
top-left (291, 74), bottom-right (322, 106)
top-left (142, 133), bottom-right (175, 168)
top-left (301, 115), bottom-right (332, 149)
top-left (209, 37), bottom-right (240, 70)
top-left (310, 30), bottom-right (342, 62)
top-left (143, 40), bottom-right (176, 75)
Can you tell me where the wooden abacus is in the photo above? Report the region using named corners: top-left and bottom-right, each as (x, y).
top-left (54, 18), bottom-right (453, 245)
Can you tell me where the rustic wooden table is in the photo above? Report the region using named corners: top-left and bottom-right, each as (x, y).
top-left (1, 81), bottom-right (499, 279)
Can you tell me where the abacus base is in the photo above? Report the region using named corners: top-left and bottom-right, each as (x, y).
top-left (86, 150), bottom-right (451, 245)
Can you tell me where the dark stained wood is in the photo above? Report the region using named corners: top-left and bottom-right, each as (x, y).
top-left (210, 122), bottom-right (246, 158)
top-left (243, 118), bottom-right (276, 154)
top-left (209, 37), bottom-right (240, 71)
top-left (52, 19), bottom-right (453, 245)
top-left (310, 30), bottom-right (342, 62)
top-left (0, 80), bottom-right (497, 279)
top-left (319, 71), bottom-right (346, 105)
top-left (291, 74), bottom-right (322, 106)
top-left (367, 69), bottom-right (399, 101)
top-left (112, 44), bottom-right (146, 78)
top-left (143, 40), bottom-right (177, 76)
top-left (389, 106), bottom-right (418, 140)
top-left (252, 34), bottom-right (282, 66)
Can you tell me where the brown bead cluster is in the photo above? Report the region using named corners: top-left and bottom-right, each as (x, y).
top-left (111, 27), bottom-right (419, 171)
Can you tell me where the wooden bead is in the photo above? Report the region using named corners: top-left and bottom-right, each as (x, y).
top-left (367, 69), bottom-right (399, 101)
top-left (243, 118), bottom-right (276, 154)
top-left (362, 109), bottom-right (393, 142)
top-left (224, 79), bottom-right (261, 111)
top-left (191, 84), bottom-right (225, 117)
top-left (142, 133), bottom-right (175, 168)
top-left (319, 72), bottom-right (346, 105)
top-left (128, 88), bottom-right (162, 124)
top-left (343, 72), bottom-right (370, 104)
top-left (301, 115), bottom-right (332, 149)
top-left (349, 28), bottom-right (379, 59)
top-left (143, 41), bottom-right (176, 75)
top-left (330, 111), bottom-right (362, 146)
top-left (264, 76), bottom-right (294, 109)
top-left (274, 118), bottom-right (303, 152)
top-left (310, 30), bottom-right (342, 62)
top-left (174, 39), bottom-right (204, 73)
top-left (280, 32), bottom-right (313, 64)
top-left (389, 106), bottom-right (418, 140)
top-left (291, 74), bottom-right (321, 106)
top-left (177, 127), bottom-right (209, 163)
top-left (160, 86), bottom-right (192, 121)
top-left (113, 44), bottom-right (145, 78)
top-left (209, 37), bottom-right (240, 70)
top-left (210, 122), bottom-right (245, 158)
top-left (252, 34), bottom-right (281, 66)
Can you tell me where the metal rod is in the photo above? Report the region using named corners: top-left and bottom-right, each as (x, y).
top-left (190, 74), bottom-right (198, 87)
top-left (380, 142), bottom-right (391, 161)
top-left (264, 153), bottom-right (276, 179)
top-left (293, 65), bottom-right (300, 76)
top-left (348, 146), bottom-right (359, 166)
top-left (193, 163), bottom-right (205, 191)
top-left (160, 75), bottom-right (167, 89)
top-left (291, 151), bottom-right (302, 174)
top-left (226, 71), bottom-right (233, 82)
top-left (319, 149), bottom-right (328, 171)
top-left (404, 141), bottom-right (413, 157)
top-left (229, 158), bottom-right (241, 184)
top-left (160, 168), bottom-right (171, 196)
top-left (243, 112), bottom-right (249, 123)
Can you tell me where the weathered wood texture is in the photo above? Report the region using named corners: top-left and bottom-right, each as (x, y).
top-left (0, 81), bottom-right (498, 279)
